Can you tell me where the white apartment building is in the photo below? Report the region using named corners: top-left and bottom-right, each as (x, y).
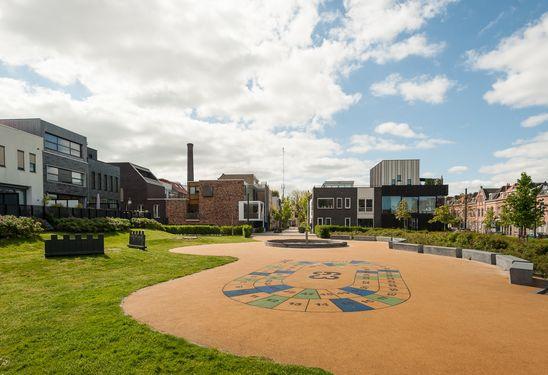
top-left (0, 123), bottom-right (44, 205)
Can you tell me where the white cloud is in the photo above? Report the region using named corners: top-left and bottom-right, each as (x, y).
top-left (0, 0), bottom-right (455, 189)
top-left (370, 73), bottom-right (455, 104)
top-left (521, 113), bottom-right (548, 128)
top-left (349, 122), bottom-right (451, 153)
top-left (469, 12), bottom-right (548, 108)
top-left (479, 131), bottom-right (548, 184)
top-left (448, 165), bottom-right (468, 174)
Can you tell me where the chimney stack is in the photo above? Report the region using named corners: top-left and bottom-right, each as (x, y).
top-left (187, 143), bottom-right (194, 183)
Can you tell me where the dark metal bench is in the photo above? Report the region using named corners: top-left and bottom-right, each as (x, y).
top-left (45, 234), bottom-right (105, 257)
top-left (128, 230), bottom-right (147, 250)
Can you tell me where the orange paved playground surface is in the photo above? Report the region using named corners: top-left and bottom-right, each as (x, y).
top-left (122, 236), bottom-right (548, 374)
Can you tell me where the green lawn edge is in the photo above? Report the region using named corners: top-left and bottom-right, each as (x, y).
top-left (0, 230), bottom-right (328, 374)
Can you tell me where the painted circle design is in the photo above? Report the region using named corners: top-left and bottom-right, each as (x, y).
top-left (223, 260), bottom-right (410, 313)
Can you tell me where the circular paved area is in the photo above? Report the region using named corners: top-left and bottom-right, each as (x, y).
top-left (122, 236), bottom-right (548, 374)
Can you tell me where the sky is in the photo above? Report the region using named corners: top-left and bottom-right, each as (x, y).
top-left (0, 0), bottom-right (547, 195)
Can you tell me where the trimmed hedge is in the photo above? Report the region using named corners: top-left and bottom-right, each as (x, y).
top-left (164, 225), bottom-right (221, 235)
top-left (315, 225), bottom-right (548, 276)
top-left (0, 215), bottom-right (44, 239)
top-left (55, 217), bottom-right (131, 233)
top-left (242, 225), bottom-right (252, 238)
top-left (314, 225), bottom-right (370, 238)
top-left (130, 218), bottom-right (164, 231)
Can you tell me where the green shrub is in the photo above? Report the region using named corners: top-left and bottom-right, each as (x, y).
top-left (298, 225), bottom-right (305, 233)
top-left (220, 225), bottom-right (244, 236)
top-left (55, 217), bottom-right (131, 233)
top-left (242, 225), bottom-right (252, 238)
top-left (254, 226), bottom-right (264, 234)
top-left (164, 225), bottom-right (221, 235)
top-left (130, 218), bottom-right (164, 231)
top-left (0, 215), bottom-right (44, 239)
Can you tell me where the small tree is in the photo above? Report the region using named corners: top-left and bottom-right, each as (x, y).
top-left (429, 204), bottom-right (460, 230)
top-left (279, 198), bottom-right (292, 230)
top-left (502, 172), bottom-right (543, 239)
top-left (395, 200), bottom-right (411, 229)
top-left (483, 207), bottom-right (497, 233)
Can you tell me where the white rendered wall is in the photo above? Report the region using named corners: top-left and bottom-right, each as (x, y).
top-left (0, 124), bottom-right (44, 205)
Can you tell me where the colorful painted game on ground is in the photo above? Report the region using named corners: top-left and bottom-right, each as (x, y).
top-left (223, 260), bottom-right (410, 313)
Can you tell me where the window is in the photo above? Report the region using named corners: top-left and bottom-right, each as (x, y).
top-left (419, 196), bottom-right (436, 214)
top-left (345, 197), bottom-right (351, 209)
top-left (29, 153), bottom-right (36, 172)
top-left (104, 175), bottom-right (108, 191)
top-left (317, 198), bottom-right (334, 209)
top-left (153, 204), bottom-right (160, 218)
top-left (189, 186), bottom-right (199, 195)
top-left (358, 199), bottom-right (365, 212)
top-left (391, 178), bottom-right (396, 185)
top-left (317, 217), bottom-right (324, 225)
top-left (97, 173), bottom-right (102, 190)
top-left (325, 217), bottom-right (332, 225)
top-left (115, 177), bottom-right (119, 192)
top-left (72, 171), bottom-right (84, 186)
top-left (344, 217), bottom-right (351, 227)
top-left (366, 199), bottom-right (373, 212)
top-left (0, 145), bottom-right (5, 167)
top-left (47, 166), bottom-right (59, 182)
top-left (402, 197), bottom-right (418, 213)
top-left (397, 174), bottom-right (402, 183)
top-left (336, 197), bottom-right (343, 209)
top-left (110, 176), bottom-right (114, 192)
top-left (407, 178), bottom-right (412, 185)
top-left (44, 133), bottom-right (82, 158)
top-left (382, 196), bottom-right (400, 213)
top-left (91, 172), bottom-right (96, 189)
top-left (17, 150), bottom-right (25, 170)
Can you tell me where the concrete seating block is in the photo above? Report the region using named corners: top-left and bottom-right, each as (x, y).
top-left (353, 235), bottom-right (376, 241)
top-left (423, 245), bottom-right (462, 258)
top-left (462, 249), bottom-right (497, 265)
top-left (392, 237), bottom-right (407, 243)
top-left (393, 242), bottom-right (423, 253)
top-left (331, 234), bottom-right (352, 240)
top-left (375, 236), bottom-right (392, 242)
top-left (509, 262), bottom-right (534, 286)
top-left (496, 254), bottom-right (530, 271)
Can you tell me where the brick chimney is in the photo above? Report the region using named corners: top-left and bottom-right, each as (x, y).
top-left (187, 143), bottom-right (194, 183)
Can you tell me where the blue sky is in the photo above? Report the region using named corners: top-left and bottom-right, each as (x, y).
top-left (0, 0), bottom-right (546, 194)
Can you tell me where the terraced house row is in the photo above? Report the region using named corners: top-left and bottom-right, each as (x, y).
top-left (446, 183), bottom-right (548, 236)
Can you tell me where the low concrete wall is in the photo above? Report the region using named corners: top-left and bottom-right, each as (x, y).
top-left (353, 235), bottom-right (377, 241)
top-left (509, 262), bottom-right (534, 286)
top-left (495, 254), bottom-right (530, 271)
top-left (462, 249), bottom-right (496, 265)
top-left (393, 242), bottom-right (423, 253)
top-left (392, 237), bottom-right (406, 243)
top-left (376, 236), bottom-right (392, 242)
top-left (423, 245), bottom-right (462, 258)
top-left (331, 235), bottom-right (352, 240)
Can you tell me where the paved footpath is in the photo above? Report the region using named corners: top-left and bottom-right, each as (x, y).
top-left (123, 236), bottom-right (548, 374)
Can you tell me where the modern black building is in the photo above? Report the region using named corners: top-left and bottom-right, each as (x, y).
top-left (87, 148), bottom-right (120, 209)
top-left (311, 160), bottom-right (448, 231)
top-left (0, 118), bottom-right (120, 208)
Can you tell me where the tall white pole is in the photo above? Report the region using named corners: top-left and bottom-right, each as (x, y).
top-left (282, 147), bottom-right (285, 201)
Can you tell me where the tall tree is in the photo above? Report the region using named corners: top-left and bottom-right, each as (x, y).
top-left (395, 200), bottom-right (411, 229)
top-left (429, 204), bottom-right (460, 230)
top-left (502, 172), bottom-right (544, 238)
top-left (483, 207), bottom-right (497, 233)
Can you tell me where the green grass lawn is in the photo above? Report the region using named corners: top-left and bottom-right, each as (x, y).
top-left (0, 231), bottom-right (327, 374)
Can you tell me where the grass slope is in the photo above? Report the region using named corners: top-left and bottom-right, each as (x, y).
top-left (0, 231), bottom-right (327, 374)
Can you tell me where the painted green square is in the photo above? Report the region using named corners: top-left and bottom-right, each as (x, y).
top-left (248, 295), bottom-right (288, 308)
top-left (364, 294), bottom-right (402, 305)
top-left (293, 289), bottom-right (320, 299)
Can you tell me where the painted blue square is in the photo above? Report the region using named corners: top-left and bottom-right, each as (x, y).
top-left (340, 286), bottom-right (375, 297)
top-left (256, 285), bottom-right (293, 294)
top-left (274, 269), bottom-right (294, 274)
top-left (223, 288), bottom-right (261, 297)
top-left (330, 298), bottom-right (373, 312)
top-left (250, 272), bottom-right (270, 276)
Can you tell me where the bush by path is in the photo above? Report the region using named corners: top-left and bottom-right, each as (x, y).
top-left (0, 215), bottom-right (43, 239)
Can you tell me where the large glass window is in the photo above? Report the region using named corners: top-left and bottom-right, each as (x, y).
top-left (44, 133), bottom-right (82, 158)
top-left (17, 150), bottom-right (25, 170)
top-left (29, 153), bottom-right (36, 173)
top-left (366, 199), bottom-right (373, 212)
top-left (336, 197), bottom-right (343, 209)
top-left (0, 145), bottom-right (5, 167)
top-left (358, 199), bottom-right (365, 212)
top-left (72, 171), bottom-right (84, 186)
top-left (419, 196), bottom-right (437, 214)
top-left (46, 166), bottom-right (84, 186)
top-left (345, 197), bottom-right (351, 209)
top-left (402, 197), bottom-right (418, 213)
top-left (317, 198), bottom-right (334, 209)
top-left (47, 166), bottom-right (59, 182)
top-left (382, 196), bottom-right (400, 213)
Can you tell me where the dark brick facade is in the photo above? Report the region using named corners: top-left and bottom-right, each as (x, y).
top-left (312, 187), bottom-right (358, 226)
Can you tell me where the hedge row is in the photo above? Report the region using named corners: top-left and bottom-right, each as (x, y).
top-left (55, 217), bottom-right (132, 233)
top-left (164, 224), bottom-right (252, 238)
top-left (315, 225), bottom-right (548, 276)
top-left (314, 225), bottom-right (370, 238)
top-left (0, 215), bottom-right (44, 239)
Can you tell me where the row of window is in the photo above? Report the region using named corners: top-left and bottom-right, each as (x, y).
top-left (0, 145), bottom-right (37, 172)
top-left (358, 198), bottom-right (373, 212)
top-left (391, 175), bottom-right (413, 185)
top-left (44, 133), bottom-right (82, 158)
top-left (46, 166), bottom-right (86, 186)
top-left (90, 172), bottom-right (119, 193)
top-left (317, 197), bottom-right (352, 209)
top-left (317, 217), bottom-right (352, 226)
top-left (382, 196), bottom-right (443, 214)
